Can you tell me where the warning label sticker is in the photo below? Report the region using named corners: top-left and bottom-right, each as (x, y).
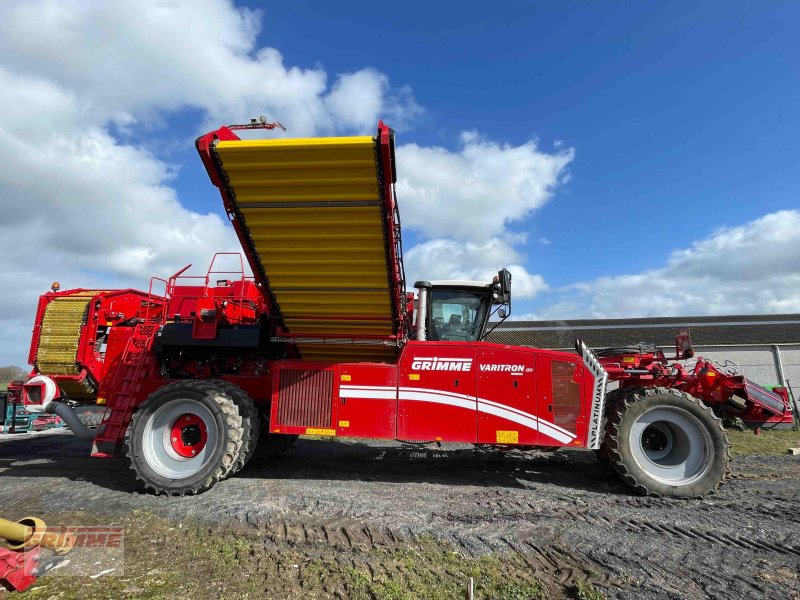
top-left (496, 430), bottom-right (519, 444)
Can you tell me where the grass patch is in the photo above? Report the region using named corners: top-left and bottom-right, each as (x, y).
top-left (19, 512), bottom-right (547, 600)
top-left (572, 577), bottom-right (606, 600)
top-left (727, 428), bottom-right (800, 456)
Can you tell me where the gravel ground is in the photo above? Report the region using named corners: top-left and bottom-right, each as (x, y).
top-left (1, 429), bottom-right (799, 599)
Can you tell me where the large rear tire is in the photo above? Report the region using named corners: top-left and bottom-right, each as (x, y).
top-left (209, 380), bottom-right (259, 474)
top-left (127, 380), bottom-right (243, 496)
top-left (601, 387), bottom-right (731, 498)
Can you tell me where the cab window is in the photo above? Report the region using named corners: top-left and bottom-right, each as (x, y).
top-left (428, 289), bottom-right (489, 342)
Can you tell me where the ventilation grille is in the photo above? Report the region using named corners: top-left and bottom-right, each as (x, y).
top-left (551, 360), bottom-right (581, 434)
top-left (277, 368), bottom-right (334, 428)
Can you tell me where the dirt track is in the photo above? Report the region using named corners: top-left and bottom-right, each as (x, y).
top-left (1, 429), bottom-right (799, 598)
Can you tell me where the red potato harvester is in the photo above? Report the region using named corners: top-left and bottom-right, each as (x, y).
top-left (14, 118), bottom-right (794, 499)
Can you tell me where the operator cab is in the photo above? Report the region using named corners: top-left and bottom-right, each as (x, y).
top-left (413, 269), bottom-right (511, 342)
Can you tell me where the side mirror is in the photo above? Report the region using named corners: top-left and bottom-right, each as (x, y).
top-left (497, 307), bottom-right (507, 319)
top-left (497, 269), bottom-right (511, 304)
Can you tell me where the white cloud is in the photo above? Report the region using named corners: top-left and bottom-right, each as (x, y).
top-left (0, 1), bottom-right (416, 136)
top-left (396, 132), bottom-right (572, 301)
top-left (0, 0), bottom-right (420, 366)
top-left (536, 210), bottom-right (800, 319)
top-left (326, 70), bottom-right (423, 133)
top-left (404, 238), bottom-right (548, 299)
top-left (397, 133), bottom-right (573, 242)
top-left (0, 0), bottom-right (568, 367)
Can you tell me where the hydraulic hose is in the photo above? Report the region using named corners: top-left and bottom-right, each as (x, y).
top-left (46, 402), bottom-right (97, 441)
top-left (0, 517), bottom-right (30, 545)
top-left (1, 516), bottom-right (76, 553)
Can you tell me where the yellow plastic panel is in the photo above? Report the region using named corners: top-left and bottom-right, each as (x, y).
top-left (213, 135), bottom-right (398, 362)
top-left (274, 291), bottom-right (392, 317)
top-left (295, 344), bottom-right (399, 363)
top-left (282, 319), bottom-right (393, 335)
top-left (216, 137), bottom-right (378, 204)
top-left (58, 377), bottom-right (97, 400)
top-left (240, 206), bottom-right (388, 289)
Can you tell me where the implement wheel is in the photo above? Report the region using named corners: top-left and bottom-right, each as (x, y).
top-left (601, 387), bottom-right (731, 498)
top-left (127, 380), bottom-right (243, 496)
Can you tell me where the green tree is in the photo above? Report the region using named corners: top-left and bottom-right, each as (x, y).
top-left (0, 366), bottom-right (28, 389)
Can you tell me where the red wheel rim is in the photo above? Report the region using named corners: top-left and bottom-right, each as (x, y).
top-left (169, 413), bottom-right (208, 458)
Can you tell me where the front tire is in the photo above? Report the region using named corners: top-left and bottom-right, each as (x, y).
top-left (127, 380), bottom-right (244, 496)
top-left (601, 387), bottom-right (731, 498)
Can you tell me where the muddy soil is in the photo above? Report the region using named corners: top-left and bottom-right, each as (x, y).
top-left (1, 430), bottom-right (798, 599)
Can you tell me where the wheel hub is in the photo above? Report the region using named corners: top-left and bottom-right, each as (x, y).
top-left (642, 425), bottom-right (669, 452)
top-left (170, 413), bottom-right (207, 458)
top-left (629, 407), bottom-right (713, 486)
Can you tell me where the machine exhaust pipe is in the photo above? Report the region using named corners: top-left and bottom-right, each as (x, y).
top-left (21, 375), bottom-right (98, 441)
top-left (46, 402), bottom-right (97, 441)
top-left (414, 281), bottom-right (431, 341)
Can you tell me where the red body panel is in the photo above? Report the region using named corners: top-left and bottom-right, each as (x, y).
top-left (266, 342), bottom-right (595, 448)
top-left (476, 347), bottom-right (537, 445)
top-left (398, 343), bottom-right (477, 443)
top-left (338, 364), bottom-right (398, 438)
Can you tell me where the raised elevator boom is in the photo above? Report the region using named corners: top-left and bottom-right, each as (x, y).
top-left (196, 121), bottom-right (408, 362)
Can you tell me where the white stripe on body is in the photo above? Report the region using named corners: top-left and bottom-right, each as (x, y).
top-left (337, 385), bottom-right (577, 443)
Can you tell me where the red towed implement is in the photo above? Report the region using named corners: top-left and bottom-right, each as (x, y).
top-left (14, 119), bottom-right (794, 498)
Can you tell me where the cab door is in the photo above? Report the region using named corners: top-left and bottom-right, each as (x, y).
top-left (476, 347), bottom-right (538, 446)
top-left (397, 342), bottom-right (477, 442)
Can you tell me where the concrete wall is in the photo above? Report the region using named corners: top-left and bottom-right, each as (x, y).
top-left (780, 348), bottom-right (800, 404)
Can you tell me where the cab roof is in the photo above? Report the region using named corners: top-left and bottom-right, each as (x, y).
top-left (428, 280), bottom-right (490, 289)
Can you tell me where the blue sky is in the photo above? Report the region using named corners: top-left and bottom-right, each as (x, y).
top-left (182, 0), bottom-right (800, 299)
top-left (0, 0), bottom-right (798, 365)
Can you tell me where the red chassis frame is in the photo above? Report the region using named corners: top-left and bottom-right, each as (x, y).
top-left (597, 335), bottom-right (793, 429)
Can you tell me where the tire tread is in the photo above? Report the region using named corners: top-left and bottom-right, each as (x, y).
top-left (600, 386), bottom-right (732, 498)
top-left (126, 380), bottom-right (244, 496)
